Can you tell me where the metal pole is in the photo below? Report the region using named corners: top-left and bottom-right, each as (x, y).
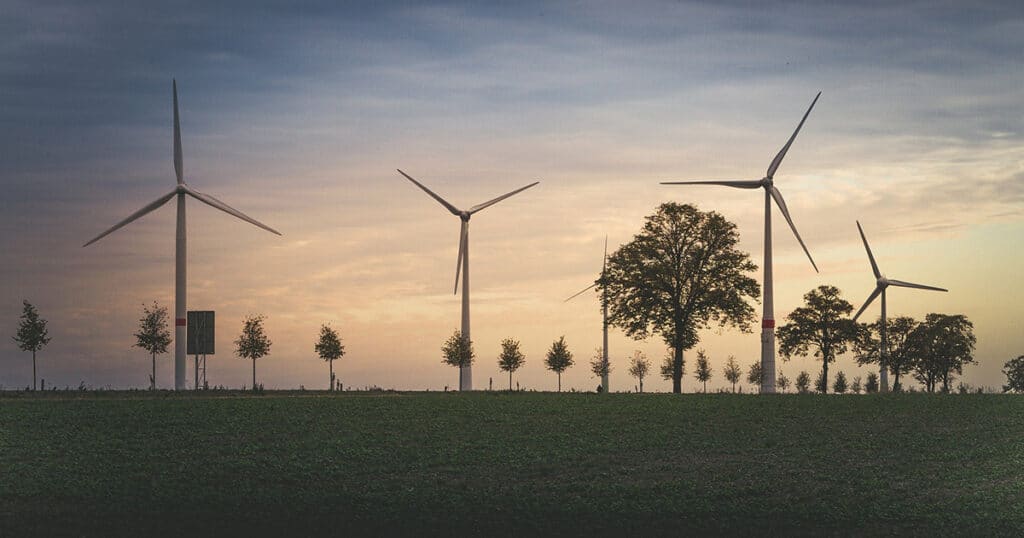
top-left (460, 225), bottom-right (472, 391)
top-left (880, 289), bottom-right (889, 392)
top-left (760, 188), bottom-right (777, 393)
top-left (174, 193), bottom-right (187, 391)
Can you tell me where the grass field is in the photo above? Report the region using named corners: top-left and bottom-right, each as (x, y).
top-left (1, 391), bottom-right (1022, 536)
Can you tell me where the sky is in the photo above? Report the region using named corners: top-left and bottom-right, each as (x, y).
top-left (2, 0), bottom-right (1022, 392)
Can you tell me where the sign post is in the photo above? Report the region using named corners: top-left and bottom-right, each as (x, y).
top-left (187, 311), bottom-right (215, 390)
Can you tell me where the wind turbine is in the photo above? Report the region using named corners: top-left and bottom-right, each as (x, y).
top-left (565, 236), bottom-right (609, 393)
top-left (84, 80), bottom-right (281, 390)
top-left (851, 220), bottom-right (947, 392)
top-left (397, 169), bottom-right (538, 391)
top-left (662, 91), bottom-right (822, 394)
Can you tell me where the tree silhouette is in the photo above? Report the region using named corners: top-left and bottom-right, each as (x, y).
top-left (909, 314), bottom-right (975, 392)
top-left (13, 300), bottom-right (51, 391)
top-left (747, 360), bottom-right (763, 392)
top-left (795, 371), bottom-right (811, 394)
top-left (598, 203), bottom-right (759, 393)
top-left (497, 338), bottom-right (525, 391)
top-left (589, 347), bottom-right (611, 381)
top-left (134, 301), bottom-right (171, 390)
top-left (1002, 355), bottom-right (1024, 393)
top-left (315, 324), bottom-right (345, 391)
top-left (723, 355), bottom-right (741, 393)
top-left (865, 372), bottom-right (879, 393)
top-left (777, 285), bottom-right (858, 395)
top-left (627, 350), bottom-right (649, 393)
top-left (832, 371), bottom-right (848, 394)
top-left (694, 350), bottom-right (713, 393)
top-left (776, 370), bottom-right (790, 393)
top-left (544, 336), bottom-right (574, 392)
top-left (441, 330), bottom-right (475, 390)
top-left (235, 315), bottom-right (271, 390)
top-left (855, 316), bottom-right (918, 391)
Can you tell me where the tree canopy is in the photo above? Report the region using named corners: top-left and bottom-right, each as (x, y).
top-left (597, 203), bottom-right (759, 393)
top-left (1003, 355), bottom-right (1024, 393)
top-left (777, 285), bottom-right (858, 393)
top-left (909, 313), bottom-right (975, 392)
top-left (854, 316), bottom-right (918, 391)
top-left (442, 330), bottom-right (475, 371)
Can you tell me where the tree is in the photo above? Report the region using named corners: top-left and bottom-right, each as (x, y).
top-left (865, 372), bottom-right (879, 393)
top-left (314, 324), bottom-right (345, 391)
top-left (441, 330), bottom-right (475, 389)
top-left (795, 371), bottom-right (811, 394)
top-left (909, 314), bottom-right (976, 393)
top-left (814, 371), bottom-right (827, 394)
top-left (855, 316), bottom-right (918, 392)
top-left (589, 347), bottom-right (611, 381)
top-left (776, 371), bottom-right (790, 393)
top-left (851, 376), bottom-right (863, 394)
top-left (628, 350), bottom-right (650, 393)
top-left (694, 350), bottom-right (713, 393)
top-left (235, 315), bottom-right (271, 390)
top-left (723, 355), bottom-right (741, 393)
top-left (13, 300), bottom-right (51, 391)
top-left (544, 336), bottom-right (574, 392)
top-left (832, 371), bottom-right (848, 394)
top-left (133, 301), bottom-right (171, 390)
top-left (777, 285), bottom-right (859, 396)
top-left (747, 360), bottom-right (763, 392)
top-left (597, 203), bottom-right (760, 393)
top-left (1003, 355), bottom-right (1024, 393)
top-left (497, 338), bottom-right (526, 391)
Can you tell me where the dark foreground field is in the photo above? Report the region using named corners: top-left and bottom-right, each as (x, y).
top-left (1, 391), bottom-right (1022, 537)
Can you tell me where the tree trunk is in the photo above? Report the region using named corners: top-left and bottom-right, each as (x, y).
top-left (893, 371), bottom-right (901, 392)
top-left (509, 371), bottom-right (513, 391)
top-left (672, 337), bottom-right (683, 394)
top-left (252, 358), bottom-right (256, 390)
top-left (703, 380), bottom-right (707, 394)
top-left (639, 377), bottom-right (643, 393)
top-left (557, 372), bottom-right (561, 392)
top-left (32, 350), bottom-right (37, 391)
top-left (152, 352), bottom-right (156, 390)
top-left (329, 359), bottom-right (334, 392)
top-left (821, 355), bottom-right (829, 394)
top-left (942, 371), bottom-right (949, 393)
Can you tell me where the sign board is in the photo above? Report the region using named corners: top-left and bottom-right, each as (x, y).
top-left (187, 311), bottom-right (215, 355)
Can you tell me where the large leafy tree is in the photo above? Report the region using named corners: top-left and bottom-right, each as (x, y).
top-left (134, 301), bottom-right (171, 390)
top-left (777, 285), bottom-right (859, 394)
top-left (627, 350), bottom-right (650, 393)
top-left (441, 330), bottom-right (475, 389)
top-left (497, 338), bottom-right (525, 391)
top-left (544, 336), bottom-right (574, 392)
top-left (235, 315), bottom-right (272, 390)
top-left (13, 300), bottom-right (51, 391)
top-left (694, 350), bottom-right (713, 393)
top-left (315, 324), bottom-right (346, 391)
top-left (854, 316), bottom-right (918, 392)
top-left (1003, 355), bottom-right (1024, 393)
top-left (909, 313), bottom-right (975, 392)
top-left (598, 203), bottom-right (759, 393)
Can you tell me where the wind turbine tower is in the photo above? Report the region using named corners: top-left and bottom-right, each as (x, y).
top-left (851, 221), bottom-right (947, 392)
top-left (662, 92), bottom-right (822, 394)
top-left (84, 80), bottom-right (281, 390)
top-left (565, 237), bottom-right (610, 393)
top-left (397, 169), bottom-right (539, 391)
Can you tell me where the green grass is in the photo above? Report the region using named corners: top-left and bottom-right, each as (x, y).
top-left (1, 391), bottom-right (1023, 536)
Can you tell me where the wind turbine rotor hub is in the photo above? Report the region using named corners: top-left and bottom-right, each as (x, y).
top-left (460, 212), bottom-right (471, 221)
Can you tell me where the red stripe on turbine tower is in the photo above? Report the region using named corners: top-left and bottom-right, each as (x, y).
top-left (762, 319), bottom-right (775, 329)
top-left (176, 318), bottom-right (187, 326)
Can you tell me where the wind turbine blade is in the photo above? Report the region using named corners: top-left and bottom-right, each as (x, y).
top-left (468, 181), bottom-right (540, 214)
top-left (852, 286), bottom-right (883, 322)
top-left (454, 220), bottom-right (467, 294)
top-left (856, 220), bottom-right (881, 279)
top-left (564, 283), bottom-right (596, 303)
top-left (182, 186), bottom-right (281, 236)
top-left (766, 91), bottom-right (821, 179)
top-left (397, 169), bottom-right (461, 216)
top-left (887, 279), bottom-right (948, 292)
top-left (661, 180), bottom-right (762, 189)
top-left (83, 189), bottom-right (177, 247)
top-left (770, 186), bottom-right (818, 272)
top-left (173, 80), bottom-right (183, 184)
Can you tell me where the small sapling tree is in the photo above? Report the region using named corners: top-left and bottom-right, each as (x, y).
top-left (235, 315), bottom-right (272, 390)
top-left (13, 300), bottom-right (51, 391)
top-left (747, 360), bottom-right (763, 392)
top-left (133, 301), bottom-right (171, 390)
top-left (723, 355), bottom-right (741, 393)
top-left (315, 324), bottom-right (345, 391)
top-left (777, 371), bottom-right (790, 393)
top-left (795, 371), bottom-right (811, 394)
top-left (694, 350), bottom-right (713, 393)
top-left (544, 336), bottom-right (574, 392)
top-left (865, 371), bottom-right (879, 393)
top-left (497, 338), bottom-right (525, 391)
top-left (441, 330), bottom-right (475, 389)
top-left (851, 376), bottom-right (863, 394)
top-left (628, 350), bottom-right (650, 393)
top-left (833, 371), bottom-right (848, 394)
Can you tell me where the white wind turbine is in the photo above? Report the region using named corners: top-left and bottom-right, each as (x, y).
top-left (84, 80), bottom-right (281, 390)
top-left (662, 92), bottom-right (822, 394)
top-left (395, 169), bottom-right (540, 389)
top-left (397, 170), bottom-right (538, 391)
top-left (565, 237), bottom-right (610, 393)
top-left (851, 220), bottom-right (947, 392)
